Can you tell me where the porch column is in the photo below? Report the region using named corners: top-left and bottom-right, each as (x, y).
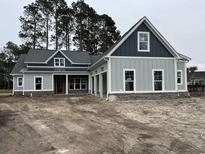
top-left (94, 75), bottom-right (97, 96)
top-left (99, 73), bottom-right (103, 98)
top-left (66, 75), bottom-right (68, 95)
top-left (88, 75), bottom-right (91, 94)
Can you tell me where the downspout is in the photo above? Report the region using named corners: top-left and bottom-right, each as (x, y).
top-left (12, 75), bottom-right (14, 96)
top-left (22, 72), bottom-right (25, 96)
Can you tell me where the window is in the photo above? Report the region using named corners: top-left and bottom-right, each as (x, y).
top-left (138, 32), bottom-right (150, 52)
top-left (54, 58), bottom-right (65, 67)
top-left (124, 70), bottom-right (135, 91)
top-left (17, 77), bottom-right (23, 87)
top-left (69, 78), bottom-right (87, 90)
top-left (177, 70), bottom-right (183, 85)
top-left (153, 70), bottom-right (164, 91)
top-left (34, 77), bottom-right (43, 90)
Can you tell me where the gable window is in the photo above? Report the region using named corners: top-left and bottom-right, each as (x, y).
top-left (17, 77), bottom-right (23, 87)
top-left (34, 76), bottom-right (43, 90)
top-left (177, 70), bottom-right (183, 85)
top-left (54, 58), bottom-right (65, 67)
top-left (138, 32), bottom-right (150, 52)
top-left (124, 69), bottom-right (135, 91)
top-left (153, 70), bottom-right (164, 91)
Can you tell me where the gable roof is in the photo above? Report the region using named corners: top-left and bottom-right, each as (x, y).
top-left (91, 16), bottom-right (190, 68)
top-left (24, 49), bottom-right (92, 64)
top-left (11, 50), bottom-right (102, 74)
top-left (11, 54), bottom-right (26, 74)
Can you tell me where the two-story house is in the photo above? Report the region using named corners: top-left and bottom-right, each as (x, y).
top-left (11, 16), bottom-right (190, 100)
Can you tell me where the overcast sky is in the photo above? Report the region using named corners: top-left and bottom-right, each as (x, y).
top-left (0, 0), bottom-right (205, 70)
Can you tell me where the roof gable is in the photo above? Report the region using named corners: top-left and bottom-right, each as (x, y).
top-left (106, 16), bottom-right (179, 58)
top-left (111, 22), bottom-right (174, 57)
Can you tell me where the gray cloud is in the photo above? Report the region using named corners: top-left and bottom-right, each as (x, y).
top-left (0, 0), bottom-right (204, 70)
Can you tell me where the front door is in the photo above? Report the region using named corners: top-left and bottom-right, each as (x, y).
top-left (54, 75), bottom-right (66, 94)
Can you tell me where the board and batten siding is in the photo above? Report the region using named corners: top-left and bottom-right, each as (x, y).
top-left (24, 73), bottom-right (53, 91)
top-left (110, 58), bottom-right (176, 92)
top-left (177, 61), bottom-right (186, 91)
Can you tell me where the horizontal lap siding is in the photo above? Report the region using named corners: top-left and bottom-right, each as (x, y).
top-left (24, 74), bottom-right (53, 91)
top-left (177, 61), bottom-right (186, 91)
top-left (111, 58), bottom-right (175, 92)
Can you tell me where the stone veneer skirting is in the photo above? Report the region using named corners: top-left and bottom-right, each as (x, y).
top-left (14, 91), bottom-right (54, 96)
top-left (108, 92), bottom-right (190, 101)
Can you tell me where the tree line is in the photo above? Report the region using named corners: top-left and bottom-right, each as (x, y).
top-left (19, 0), bottom-right (121, 54)
top-left (0, 0), bottom-right (121, 89)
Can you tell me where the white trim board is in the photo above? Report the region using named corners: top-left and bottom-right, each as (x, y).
top-left (177, 70), bottom-right (183, 85)
top-left (137, 31), bottom-right (150, 52)
top-left (152, 69), bottom-right (165, 91)
top-left (123, 69), bottom-right (136, 92)
top-left (17, 77), bottom-right (23, 88)
top-left (34, 76), bottom-right (43, 91)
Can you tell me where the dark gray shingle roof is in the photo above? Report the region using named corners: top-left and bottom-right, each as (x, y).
top-left (11, 54), bottom-right (26, 74)
top-left (25, 49), bottom-right (95, 64)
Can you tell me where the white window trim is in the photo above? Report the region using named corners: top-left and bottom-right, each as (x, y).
top-left (138, 31), bottom-right (150, 52)
top-left (152, 69), bottom-right (165, 91)
top-left (123, 69), bottom-right (136, 92)
top-left (68, 78), bottom-right (88, 90)
top-left (17, 77), bottom-right (23, 87)
top-left (177, 70), bottom-right (183, 85)
top-left (34, 76), bottom-right (43, 91)
top-left (54, 58), bottom-right (65, 67)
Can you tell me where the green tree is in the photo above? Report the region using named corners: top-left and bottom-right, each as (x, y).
top-left (36, 0), bottom-right (53, 49)
top-left (97, 14), bottom-right (120, 54)
top-left (58, 7), bottom-right (75, 50)
top-left (50, 0), bottom-right (67, 50)
top-left (187, 66), bottom-right (198, 81)
top-left (19, 2), bottom-right (44, 49)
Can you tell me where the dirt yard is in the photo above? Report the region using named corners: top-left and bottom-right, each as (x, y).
top-left (0, 95), bottom-right (205, 154)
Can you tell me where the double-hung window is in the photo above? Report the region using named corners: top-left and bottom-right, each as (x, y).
top-left (138, 32), bottom-right (150, 52)
top-left (124, 69), bottom-right (135, 91)
top-left (177, 70), bottom-right (183, 85)
top-left (17, 77), bottom-right (23, 87)
top-left (153, 70), bottom-right (164, 91)
top-left (34, 76), bottom-right (43, 90)
top-left (69, 78), bottom-right (88, 90)
top-left (54, 58), bottom-right (65, 67)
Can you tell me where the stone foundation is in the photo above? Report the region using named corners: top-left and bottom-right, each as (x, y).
top-left (14, 91), bottom-right (54, 96)
top-left (108, 92), bottom-right (190, 101)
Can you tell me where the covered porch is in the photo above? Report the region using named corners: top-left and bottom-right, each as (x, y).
top-left (53, 74), bottom-right (89, 95)
top-left (91, 72), bottom-right (108, 98)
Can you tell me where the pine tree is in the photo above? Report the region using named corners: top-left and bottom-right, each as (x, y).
top-left (97, 14), bottom-right (120, 54)
top-left (19, 2), bottom-right (44, 49)
top-left (49, 0), bottom-right (67, 50)
top-left (36, 0), bottom-right (53, 49)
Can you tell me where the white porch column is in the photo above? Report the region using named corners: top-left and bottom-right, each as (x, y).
top-left (88, 74), bottom-right (91, 94)
top-left (99, 73), bottom-right (103, 98)
top-left (94, 75), bottom-right (97, 96)
top-left (66, 74), bottom-right (68, 95)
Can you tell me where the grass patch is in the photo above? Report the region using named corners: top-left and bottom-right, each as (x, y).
top-left (0, 89), bottom-right (12, 96)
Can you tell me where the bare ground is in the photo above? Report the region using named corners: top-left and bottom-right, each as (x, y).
top-left (0, 95), bottom-right (205, 154)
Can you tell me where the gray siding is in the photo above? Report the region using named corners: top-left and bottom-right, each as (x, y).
top-left (90, 62), bottom-right (107, 75)
top-left (24, 73), bottom-right (53, 91)
top-left (110, 58), bottom-right (176, 92)
top-left (13, 75), bottom-right (23, 91)
top-left (47, 52), bottom-right (72, 66)
top-left (112, 23), bottom-right (174, 57)
top-left (177, 61), bottom-right (186, 91)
